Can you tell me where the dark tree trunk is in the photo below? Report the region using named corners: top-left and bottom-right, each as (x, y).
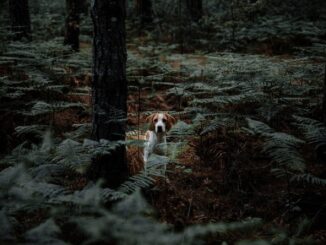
top-left (136, 0), bottom-right (153, 24)
top-left (64, 0), bottom-right (80, 51)
top-left (186, 0), bottom-right (202, 22)
top-left (89, 0), bottom-right (128, 188)
top-left (323, 64), bottom-right (326, 124)
top-left (79, 0), bottom-right (89, 15)
top-left (9, 0), bottom-right (31, 41)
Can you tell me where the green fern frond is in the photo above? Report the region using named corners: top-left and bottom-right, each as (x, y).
top-left (24, 101), bottom-right (84, 116)
top-left (246, 118), bottom-right (306, 172)
top-left (24, 219), bottom-right (64, 245)
top-left (200, 117), bottom-right (229, 135)
top-left (64, 123), bottom-right (91, 140)
top-left (15, 125), bottom-right (48, 137)
top-left (291, 173), bottom-right (326, 186)
top-left (191, 91), bottom-right (265, 107)
top-left (293, 115), bottom-right (326, 147)
top-left (246, 118), bottom-right (275, 134)
top-left (74, 190), bottom-right (263, 245)
top-left (0, 210), bottom-right (15, 242)
top-left (169, 121), bottom-right (194, 136)
top-left (54, 182), bottom-right (117, 206)
top-left (118, 172), bottom-right (155, 195)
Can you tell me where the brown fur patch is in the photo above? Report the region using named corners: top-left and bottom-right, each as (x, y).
top-left (145, 113), bottom-right (157, 131)
top-left (164, 113), bottom-right (176, 131)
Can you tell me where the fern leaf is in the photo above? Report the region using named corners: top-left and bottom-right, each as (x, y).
top-left (291, 173), bottom-right (326, 186)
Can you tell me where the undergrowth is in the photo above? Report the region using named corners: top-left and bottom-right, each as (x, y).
top-left (0, 0), bottom-right (326, 244)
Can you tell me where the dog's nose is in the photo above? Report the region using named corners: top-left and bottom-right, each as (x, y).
top-left (157, 126), bottom-right (163, 132)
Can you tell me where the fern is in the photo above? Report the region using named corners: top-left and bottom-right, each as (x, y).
top-left (0, 165), bottom-right (66, 213)
top-left (200, 117), bottom-right (229, 135)
top-left (246, 118), bottom-right (306, 172)
top-left (169, 120), bottom-right (195, 136)
top-left (74, 190), bottom-right (263, 245)
top-left (118, 167), bottom-right (161, 195)
top-left (246, 118), bottom-right (275, 134)
top-left (24, 219), bottom-right (65, 245)
top-left (23, 101), bottom-right (84, 116)
top-left (54, 182), bottom-right (117, 206)
top-left (291, 173), bottom-right (326, 186)
top-left (0, 210), bottom-right (14, 242)
top-left (293, 115), bottom-right (326, 148)
top-left (15, 125), bottom-right (49, 138)
top-left (63, 123), bottom-right (91, 140)
top-left (30, 164), bottom-right (67, 182)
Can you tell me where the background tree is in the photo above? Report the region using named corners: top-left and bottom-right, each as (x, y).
top-left (9, 0), bottom-right (31, 41)
top-left (79, 0), bottom-right (89, 15)
top-left (186, 0), bottom-right (202, 22)
top-left (64, 0), bottom-right (80, 51)
top-left (90, 0), bottom-right (128, 187)
top-left (323, 64), bottom-right (326, 124)
top-left (135, 0), bottom-right (153, 24)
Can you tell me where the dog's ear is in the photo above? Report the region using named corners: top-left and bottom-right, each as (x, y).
top-left (145, 113), bottom-right (156, 123)
top-left (146, 113), bottom-right (156, 131)
top-left (165, 113), bottom-right (176, 131)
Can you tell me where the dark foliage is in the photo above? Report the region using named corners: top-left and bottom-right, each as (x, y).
top-left (0, 0), bottom-right (325, 244)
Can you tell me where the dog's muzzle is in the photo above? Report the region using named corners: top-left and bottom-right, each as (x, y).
top-left (157, 126), bottom-right (163, 133)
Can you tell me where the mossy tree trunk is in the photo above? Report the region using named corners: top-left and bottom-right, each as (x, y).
top-left (64, 0), bottom-right (80, 51)
top-left (90, 0), bottom-right (128, 188)
top-left (9, 0), bottom-right (31, 41)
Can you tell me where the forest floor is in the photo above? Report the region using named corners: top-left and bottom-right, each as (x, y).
top-left (125, 36), bottom-right (326, 242)
top-left (1, 32), bottom-right (326, 243)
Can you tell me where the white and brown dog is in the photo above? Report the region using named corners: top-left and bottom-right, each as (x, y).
top-left (143, 112), bottom-right (176, 172)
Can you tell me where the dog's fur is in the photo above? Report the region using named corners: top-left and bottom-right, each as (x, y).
top-left (143, 112), bottom-right (176, 172)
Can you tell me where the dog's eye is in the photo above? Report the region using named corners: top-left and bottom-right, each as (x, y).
top-left (162, 119), bottom-right (167, 123)
top-left (154, 119), bottom-right (158, 123)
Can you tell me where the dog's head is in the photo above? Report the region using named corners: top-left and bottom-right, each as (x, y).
top-left (146, 112), bottom-right (176, 133)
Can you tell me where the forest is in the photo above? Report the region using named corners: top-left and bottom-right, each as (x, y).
top-left (0, 0), bottom-right (326, 244)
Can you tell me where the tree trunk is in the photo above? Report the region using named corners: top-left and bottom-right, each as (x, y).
top-left (186, 0), bottom-right (202, 22)
top-left (64, 0), bottom-right (80, 51)
top-left (323, 64), bottom-right (326, 124)
top-left (89, 0), bottom-right (128, 188)
top-left (79, 0), bottom-right (89, 15)
top-left (135, 0), bottom-right (153, 24)
top-left (9, 0), bottom-right (31, 41)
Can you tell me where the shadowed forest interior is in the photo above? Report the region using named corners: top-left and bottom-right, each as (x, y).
top-left (0, 0), bottom-right (326, 244)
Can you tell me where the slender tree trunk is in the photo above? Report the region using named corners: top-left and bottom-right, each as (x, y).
top-left (9, 0), bottom-right (31, 41)
top-left (79, 0), bottom-right (89, 15)
top-left (136, 0), bottom-right (153, 24)
top-left (89, 0), bottom-right (128, 187)
top-left (186, 0), bottom-right (202, 22)
top-left (323, 64), bottom-right (326, 124)
top-left (64, 0), bottom-right (80, 51)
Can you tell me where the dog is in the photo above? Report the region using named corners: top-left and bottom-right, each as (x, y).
top-left (143, 112), bottom-right (176, 173)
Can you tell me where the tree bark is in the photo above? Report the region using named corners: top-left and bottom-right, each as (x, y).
top-left (9, 0), bottom-right (31, 41)
top-left (135, 0), bottom-right (153, 24)
top-left (186, 0), bottom-right (202, 22)
top-left (89, 0), bottom-right (128, 187)
top-left (79, 0), bottom-right (89, 15)
top-left (64, 0), bottom-right (80, 51)
top-left (323, 64), bottom-right (326, 124)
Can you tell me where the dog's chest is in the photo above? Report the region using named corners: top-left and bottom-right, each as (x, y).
top-left (146, 131), bottom-right (166, 154)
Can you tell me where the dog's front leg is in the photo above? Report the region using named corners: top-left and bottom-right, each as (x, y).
top-left (163, 136), bottom-right (168, 173)
top-left (143, 142), bottom-right (150, 175)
